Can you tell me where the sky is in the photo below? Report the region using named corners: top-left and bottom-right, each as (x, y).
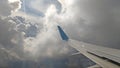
top-left (18, 0), bottom-right (120, 50)
top-left (0, 0), bottom-right (120, 67)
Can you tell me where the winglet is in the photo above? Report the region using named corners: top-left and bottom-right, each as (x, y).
top-left (57, 26), bottom-right (69, 41)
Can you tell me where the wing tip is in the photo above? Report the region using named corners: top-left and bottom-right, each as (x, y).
top-left (57, 25), bottom-right (69, 41)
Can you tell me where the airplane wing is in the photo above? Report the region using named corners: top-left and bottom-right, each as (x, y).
top-left (57, 25), bottom-right (120, 68)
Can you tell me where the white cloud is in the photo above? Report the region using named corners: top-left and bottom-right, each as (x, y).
top-left (21, 3), bottom-right (74, 59)
top-left (8, 0), bottom-right (20, 3)
top-left (8, 0), bottom-right (120, 60)
top-left (1, 0), bottom-right (120, 62)
top-left (0, 17), bottom-right (24, 58)
top-left (0, 0), bottom-right (23, 63)
top-left (29, 0), bottom-right (52, 14)
top-left (0, 0), bottom-right (21, 16)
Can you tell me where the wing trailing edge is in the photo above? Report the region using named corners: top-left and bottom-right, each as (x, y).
top-left (57, 25), bottom-right (120, 68)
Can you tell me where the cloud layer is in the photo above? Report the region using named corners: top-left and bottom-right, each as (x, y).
top-left (1, 0), bottom-right (120, 64)
top-left (20, 0), bottom-right (120, 59)
top-left (0, 1), bottom-right (24, 67)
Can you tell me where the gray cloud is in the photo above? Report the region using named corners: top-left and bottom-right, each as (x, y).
top-left (0, 0), bottom-right (21, 16)
top-left (0, 1), bottom-right (24, 67)
top-left (20, 3), bottom-right (74, 59)
top-left (0, 18), bottom-right (23, 52)
top-left (58, 0), bottom-right (120, 49)
top-left (23, 0), bottom-right (120, 60)
top-left (0, 0), bottom-right (118, 67)
top-left (0, 0), bottom-right (81, 67)
top-left (1, 0), bottom-right (120, 63)
top-left (10, 0), bottom-right (120, 61)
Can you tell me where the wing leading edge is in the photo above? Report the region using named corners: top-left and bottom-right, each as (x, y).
top-left (57, 26), bottom-right (120, 68)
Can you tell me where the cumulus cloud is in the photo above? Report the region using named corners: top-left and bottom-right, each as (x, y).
top-left (5, 0), bottom-right (69, 60)
top-left (0, 0), bottom-right (23, 63)
top-left (26, 0), bottom-right (61, 16)
top-left (0, 0), bottom-right (21, 16)
top-left (5, 0), bottom-right (119, 62)
top-left (1, 0), bottom-right (120, 62)
top-left (0, 18), bottom-right (23, 52)
top-left (23, 4), bottom-right (73, 59)
top-left (22, 0), bottom-right (120, 60)
top-left (0, 0), bottom-right (118, 67)
top-left (0, 0), bottom-right (76, 66)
